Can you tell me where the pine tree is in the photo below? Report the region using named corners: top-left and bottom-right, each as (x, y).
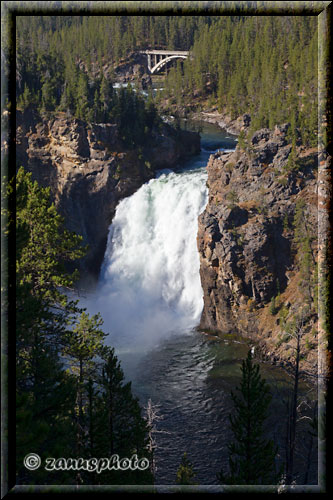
top-left (100, 75), bottom-right (113, 122)
top-left (176, 452), bottom-right (198, 485)
top-left (15, 167), bottom-right (86, 484)
top-left (41, 77), bottom-right (57, 112)
top-left (281, 307), bottom-right (311, 485)
top-left (62, 311), bottom-right (107, 460)
top-left (218, 350), bottom-right (281, 485)
top-left (17, 84), bottom-right (33, 111)
top-left (90, 346), bottom-right (153, 485)
top-left (75, 71), bottom-right (89, 121)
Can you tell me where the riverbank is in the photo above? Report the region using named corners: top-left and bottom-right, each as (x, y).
top-left (190, 109), bottom-right (249, 136)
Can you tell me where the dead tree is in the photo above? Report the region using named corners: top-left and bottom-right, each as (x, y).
top-left (282, 308), bottom-right (311, 485)
top-left (144, 398), bottom-right (171, 480)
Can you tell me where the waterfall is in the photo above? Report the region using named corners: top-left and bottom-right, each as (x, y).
top-left (85, 166), bottom-right (208, 357)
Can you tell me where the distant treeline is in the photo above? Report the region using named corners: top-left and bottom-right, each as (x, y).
top-left (16, 13), bottom-right (318, 145)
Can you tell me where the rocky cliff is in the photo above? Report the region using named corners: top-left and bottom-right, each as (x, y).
top-left (197, 123), bottom-right (319, 373)
top-left (192, 110), bottom-right (251, 136)
top-left (16, 109), bottom-right (200, 283)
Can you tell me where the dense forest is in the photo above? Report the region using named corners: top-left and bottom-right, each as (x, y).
top-left (15, 15), bottom-right (210, 119)
top-left (15, 13), bottom-right (319, 146)
top-left (162, 16), bottom-right (318, 146)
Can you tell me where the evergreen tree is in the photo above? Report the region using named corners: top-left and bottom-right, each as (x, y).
top-left (62, 311), bottom-right (107, 459)
top-left (14, 169), bottom-right (153, 485)
top-left (100, 75), bottom-right (113, 122)
top-left (90, 346), bottom-right (153, 484)
top-left (14, 14), bottom-right (319, 146)
top-left (75, 71), bottom-right (89, 121)
top-left (17, 84), bottom-right (33, 111)
top-left (218, 350), bottom-right (281, 485)
top-left (280, 308), bottom-right (312, 485)
top-left (15, 167), bottom-right (86, 483)
top-left (176, 452), bottom-right (198, 485)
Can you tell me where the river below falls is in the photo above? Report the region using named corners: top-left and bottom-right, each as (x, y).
top-left (82, 120), bottom-right (318, 485)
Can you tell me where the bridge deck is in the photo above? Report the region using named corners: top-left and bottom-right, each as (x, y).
top-left (141, 50), bottom-right (189, 56)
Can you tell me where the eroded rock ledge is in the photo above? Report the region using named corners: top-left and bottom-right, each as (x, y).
top-left (197, 123), bottom-right (319, 374)
top-left (16, 109), bottom-right (200, 283)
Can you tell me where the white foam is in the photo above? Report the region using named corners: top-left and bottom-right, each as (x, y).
top-left (84, 167), bottom-right (208, 355)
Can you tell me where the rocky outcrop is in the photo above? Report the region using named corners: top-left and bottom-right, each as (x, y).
top-left (191, 110), bottom-right (251, 135)
top-left (111, 52), bottom-right (153, 89)
top-left (77, 52), bottom-right (151, 89)
top-left (16, 109), bottom-right (200, 283)
top-left (197, 123), bottom-right (319, 373)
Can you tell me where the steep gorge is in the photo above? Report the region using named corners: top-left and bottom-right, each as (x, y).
top-left (15, 106), bottom-right (322, 375)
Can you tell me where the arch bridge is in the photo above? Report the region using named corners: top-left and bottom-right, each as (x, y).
top-left (140, 50), bottom-right (189, 74)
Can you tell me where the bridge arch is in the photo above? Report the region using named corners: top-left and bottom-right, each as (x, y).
top-left (150, 54), bottom-right (188, 74)
top-left (141, 50), bottom-right (190, 75)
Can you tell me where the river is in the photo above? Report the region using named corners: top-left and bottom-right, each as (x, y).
top-left (82, 120), bottom-right (317, 486)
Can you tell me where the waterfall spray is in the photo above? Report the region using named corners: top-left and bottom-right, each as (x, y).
top-left (85, 167), bottom-right (208, 355)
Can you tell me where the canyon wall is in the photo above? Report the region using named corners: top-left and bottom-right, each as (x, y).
top-left (197, 123), bottom-right (319, 373)
top-left (16, 109), bottom-right (200, 282)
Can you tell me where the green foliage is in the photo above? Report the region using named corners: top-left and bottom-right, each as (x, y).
top-left (293, 199), bottom-right (316, 310)
top-left (64, 311), bottom-right (106, 372)
top-left (237, 130), bottom-right (247, 150)
top-left (269, 296), bottom-right (278, 316)
top-left (90, 347), bottom-right (153, 484)
top-left (15, 169), bottom-right (152, 485)
top-left (16, 166), bottom-right (86, 343)
top-left (277, 175), bottom-right (288, 186)
top-left (162, 16), bottom-right (318, 147)
top-left (15, 167), bottom-right (86, 483)
top-left (175, 453), bottom-right (198, 485)
top-left (283, 212), bottom-right (290, 231)
top-left (15, 15), bottom-right (318, 146)
top-left (304, 336), bottom-right (315, 350)
top-left (218, 351), bottom-right (281, 485)
top-left (16, 18), bottom-right (162, 147)
top-left (226, 190), bottom-right (239, 209)
top-left (17, 84), bottom-right (34, 111)
top-left (75, 72), bottom-right (89, 120)
top-left (279, 304), bottom-right (289, 328)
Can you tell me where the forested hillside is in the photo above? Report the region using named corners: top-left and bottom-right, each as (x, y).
top-left (15, 13), bottom-right (319, 146)
top-left (162, 16), bottom-right (318, 146)
top-left (15, 15), bottom-right (209, 118)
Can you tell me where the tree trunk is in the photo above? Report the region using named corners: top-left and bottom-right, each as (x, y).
top-left (286, 332), bottom-right (300, 484)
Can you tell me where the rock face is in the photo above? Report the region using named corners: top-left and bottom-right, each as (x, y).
top-left (191, 110), bottom-right (251, 135)
top-left (197, 123), bottom-right (319, 372)
top-left (16, 109), bottom-right (200, 282)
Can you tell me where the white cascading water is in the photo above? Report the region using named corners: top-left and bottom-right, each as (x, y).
top-left (85, 166), bottom-right (208, 361)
